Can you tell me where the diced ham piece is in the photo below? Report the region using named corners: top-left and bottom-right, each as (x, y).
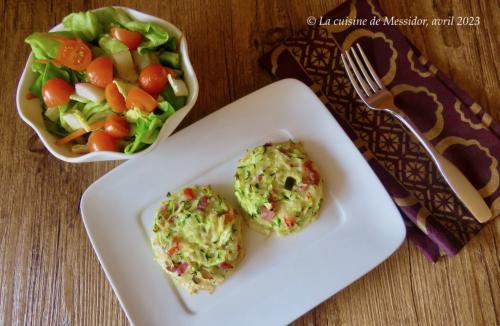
top-left (260, 206), bottom-right (275, 221)
top-left (298, 184), bottom-right (308, 192)
top-left (176, 263), bottom-right (189, 276)
top-left (197, 196), bottom-right (208, 211)
top-left (167, 262), bottom-right (189, 276)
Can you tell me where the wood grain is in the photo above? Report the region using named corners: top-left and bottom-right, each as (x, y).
top-left (0, 0), bottom-right (498, 325)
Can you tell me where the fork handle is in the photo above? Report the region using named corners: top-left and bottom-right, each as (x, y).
top-left (387, 107), bottom-right (492, 223)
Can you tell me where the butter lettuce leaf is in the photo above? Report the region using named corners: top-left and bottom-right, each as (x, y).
top-left (124, 21), bottom-right (169, 54)
top-left (62, 11), bottom-right (103, 41)
top-left (25, 32), bottom-right (72, 59)
top-left (157, 100), bottom-right (176, 121)
top-left (160, 84), bottom-right (186, 110)
top-left (124, 113), bottom-right (160, 154)
top-left (93, 7), bottom-right (133, 29)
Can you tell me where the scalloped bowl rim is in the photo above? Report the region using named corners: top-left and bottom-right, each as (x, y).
top-left (16, 6), bottom-right (199, 163)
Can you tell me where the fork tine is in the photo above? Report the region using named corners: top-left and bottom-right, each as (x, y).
top-left (356, 43), bottom-right (384, 89)
top-left (341, 53), bottom-right (367, 99)
top-left (344, 50), bottom-right (372, 96)
top-left (350, 46), bottom-right (378, 92)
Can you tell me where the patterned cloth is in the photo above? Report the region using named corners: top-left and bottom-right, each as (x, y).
top-left (259, 0), bottom-right (500, 261)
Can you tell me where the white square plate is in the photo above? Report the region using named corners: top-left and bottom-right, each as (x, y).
top-left (81, 79), bottom-right (405, 325)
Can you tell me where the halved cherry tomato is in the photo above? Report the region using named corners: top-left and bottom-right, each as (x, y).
top-left (111, 27), bottom-right (143, 50)
top-left (105, 83), bottom-right (126, 113)
top-left (183, 187), bottom-right (195, 200)
top-left (42, 78), bottom-right (74, 108)
top-left (104, 114), bottom-right (130, 138)
top-left (163, 66), bottom-right (177, 78)
top-left (139, 63), bottom-right (168, 94)
top-left (87, 130), bottom-right (118, 152)
top-left (87, 56), bottom-right (113, 88)
top-left (55, 38), bottom-right (92, 71)
top-left (125, 87), bottom-right (157, 112)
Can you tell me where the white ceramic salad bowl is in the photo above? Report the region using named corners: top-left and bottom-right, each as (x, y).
top-left (16, 7), bottom-right (199, 163)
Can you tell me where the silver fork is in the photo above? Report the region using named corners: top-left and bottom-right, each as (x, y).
top-left (341, 44), bottom-right (492, 223)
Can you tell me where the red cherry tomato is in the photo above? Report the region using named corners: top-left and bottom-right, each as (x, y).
top-left (111, 27), bottom-right (143, 50)
top-left (139, 63), bottom-right (168, 94)
top-left (87, 130), bottom-right (118, 152)
top-left (163, 66), bottom-right (177, 78)
top-left (104, 114), bottom-right (130, 138)
top-left (125, 87), bottom-right (157, 112)
top-left (42, 78), bottom-right (74, 108)
top-left (87, 56), bottom-right (113, 88)
top-left (105, 83), bottom-right (127, 113)
top-left (55, 38), bottom-right (92, 71)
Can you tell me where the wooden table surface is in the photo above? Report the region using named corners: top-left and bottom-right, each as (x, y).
top-left (1, 0), bottom-right (499, 325)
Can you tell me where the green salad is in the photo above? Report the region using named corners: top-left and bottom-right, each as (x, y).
top-left (24, 7), bottom-right (189, 154)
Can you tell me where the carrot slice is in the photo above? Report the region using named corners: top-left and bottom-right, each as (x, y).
top-left (54, 120), bottom-right (105, 146)
top-left (34, 59), bottom-right (52, 64)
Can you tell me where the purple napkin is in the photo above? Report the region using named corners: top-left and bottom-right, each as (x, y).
top-left (259, 0), bottom-right (499, 261)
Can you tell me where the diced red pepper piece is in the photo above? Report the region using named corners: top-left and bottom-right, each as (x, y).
top-left (183, 187), bottom-right (195, 200)
top-left (284, 216), bottom-right (296, 227)
top-left (223, 212), bottom-right (234, 224)
top-left (167, 241), bottom-right (180, 256)
top-left (303, 160), bottom-right (320, 185)
top-left (219, 262), bottom-right (233, 270)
